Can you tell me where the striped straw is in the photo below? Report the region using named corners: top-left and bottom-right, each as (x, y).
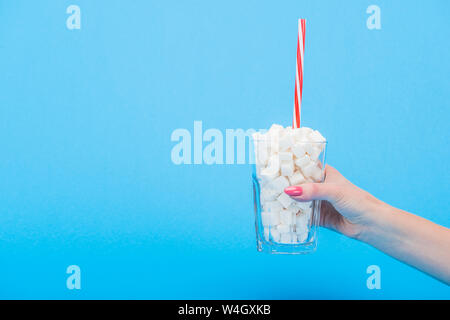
top-left (293, 19), bottom-right (305, 128)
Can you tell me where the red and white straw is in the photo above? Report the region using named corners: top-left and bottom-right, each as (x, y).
top-left (293, 19), bottom-right (305, 128)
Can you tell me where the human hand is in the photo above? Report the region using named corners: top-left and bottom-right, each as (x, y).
top-left (284, 165), bottom-right (450, 284)
top-left (284, 165), bottom-right (387, 240)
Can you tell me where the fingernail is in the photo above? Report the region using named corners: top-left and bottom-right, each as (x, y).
top-left (284, 186), bottom-right (303, 196)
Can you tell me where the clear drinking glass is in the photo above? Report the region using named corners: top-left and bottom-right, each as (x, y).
top-left (251, 138), bottom-right (327, 254)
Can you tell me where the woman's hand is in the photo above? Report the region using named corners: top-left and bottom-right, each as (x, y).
top-left (284, 165), bottom-right (386, 240)
top-left (284, 165), bottom-right (450, 284)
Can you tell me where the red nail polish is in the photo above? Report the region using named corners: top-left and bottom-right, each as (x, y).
top-left (284, 186), bottom-right (303, 196)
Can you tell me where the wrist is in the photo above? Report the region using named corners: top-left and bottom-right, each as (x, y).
top-left (356, 199), bottom-right (400, 245)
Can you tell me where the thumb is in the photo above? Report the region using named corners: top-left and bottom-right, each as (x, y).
top-left (284, 183), bottom-right (344, 204)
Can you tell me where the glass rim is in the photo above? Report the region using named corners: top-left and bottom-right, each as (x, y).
top-left (251, 138), bottom-right (328, 144)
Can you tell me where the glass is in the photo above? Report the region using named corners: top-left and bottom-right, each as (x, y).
top-left (251, 138), bottom-right (327, 254)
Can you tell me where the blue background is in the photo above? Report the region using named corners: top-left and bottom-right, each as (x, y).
top-left (0, 0), bottom-right (449, 299)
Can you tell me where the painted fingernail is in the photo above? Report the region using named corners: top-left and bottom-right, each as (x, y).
top-left (284, 186), bottom-right (303, 196)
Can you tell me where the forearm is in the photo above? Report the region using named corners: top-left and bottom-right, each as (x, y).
top-left (360, 203), bottom-right (450, 284)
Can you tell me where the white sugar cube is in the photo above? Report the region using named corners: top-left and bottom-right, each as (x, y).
top-left (292, 128), bottom-right (303, 141)
top-left (288, 203), bottom-right (301, 215)
top-left (294, 200), bottom-right (313, 212)
top-left (297, 231), bottom-right (308, 243)
top-left (302, 163), bottom-right (322, 181)
top-left (280, 232), bottom-right (292, 244)
top-left (277, 224), bottom-right (290, 234)
top-left (261, 187), bottom-right (278, 202)
top-left (279, 133), bottom-right (294, 151)
top-left (293, 128), bottom-right (308, 142)
top-left (296, 217), bottom-right (309, 230)
top-left (266, 154), bottom-right (281, 172)
top-left (270, 176), bottom-right (290, 193)
top-left (311, 167), bottom-right (323, 182)
top-left (280, 209), bottom-right (293, 225)
top-left (292, 144), bottom-right (306, 158)
top-left (303, 207), bottom-right (313, 218)
top-left (296, 212), bottom-right (310, 229)
top-left (295, 229), bottom-right (307, 238)
top-left (297, 127), bottom-right (313, 140)
top-left (295, 154), bottom-right (312, 168)
top-left (278, 223), bottom-right (291, 233)
top-left (268, 211), bottom-right (280, 226)
top-left (303, 143), bottom-right (316, 157)
top-left (317, 143), bottom-right (326, 154)
top-left (309, 130), bottom-right (326, 143)
top-left (269, 124), bottom-right (284, 134)
top-left (291, 210), bottom-right (297, 224)
top-left (308, 146), bottom-right (322, 161)
top-left (280, 160), bottom-right (294, 177)
top-left (290, 232), bottom-right (298, 243)
top-left (301, 162), bottom-right (317, 176)
top-left (268, 135), bottom-right (279, 153)
top-left (265, 200), bottom-right (283, 213)
top-left (302, 127), bottom-right (314, 135)
top-left (278, 151), bottom-right (293, 161)
top-left (277, 192), bottom-right (294, 209)
top-left (260, 169), bottom-right (279, 185)
top-left (267, 125), bottom-right (282, 150)
top-left (260, 155), bottom-right (280, 183)
top-left (256, 140), bottom-right (269, 165)
top-left (288, 171), bottom-right (306, 185)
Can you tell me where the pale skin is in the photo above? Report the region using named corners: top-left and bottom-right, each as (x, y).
top-left (284, 165), bottom-right (450, 285)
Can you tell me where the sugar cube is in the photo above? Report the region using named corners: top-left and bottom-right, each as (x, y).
top-left (261, 187), bottom-right (278, 201)
top-left (309, 130), bottom-right (326, 143)
top-left (308, 146), bottom-right (322, 161)
top-left (280, 209), bottom-right (293, 225)
top-left (268, 211), bottom-right (280, 226)
top-left (294, 200), bottom-right (313, 212)
top-left (277, 224), bottom-right (290, 234)
top-left (295, 154), bottom-right (312, 168)
top-left (296, 212), bottom-right (310, 229)
top-left (269, 124), bottom-right (284, 133)
top-left (267, 154), bottom-right (281, 172)
top-left (280, 160), bottom-right (294, 177)
top-left (310, 167), bottom-right (323, 182)
top-left (297, 231), bottom-right (308, 243)
top-left (256, 140), bottom-right (269, 165)
top-left (288, 171), bottom-right (306, 185)
top-left (277, 192), bottom-right (294, 209)
top-left (290, 232), bottom-right (298, 243)
top-left (302, 163), bottom-right (323, 182)
top-left (270, 176), bottom-right (290, 193)
top-left (278, 151), bottom-right (293, 161)
top-left (265, 200), bottom-right (283, 213)
top-left (303, 143), bottom-right (315, 157)
top-left (280, 232), bottom-right (292, 244)
top-left (279, 133), bottom-right (294, 151)
top-left (292, 144), bottom-right (306, 158)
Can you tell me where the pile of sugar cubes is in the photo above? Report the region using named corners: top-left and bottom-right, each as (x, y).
top-left (252, 124), bottom-right (326, 244)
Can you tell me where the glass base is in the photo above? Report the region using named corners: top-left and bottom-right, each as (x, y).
top-left (256, 237), bottom-right (318, 254)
